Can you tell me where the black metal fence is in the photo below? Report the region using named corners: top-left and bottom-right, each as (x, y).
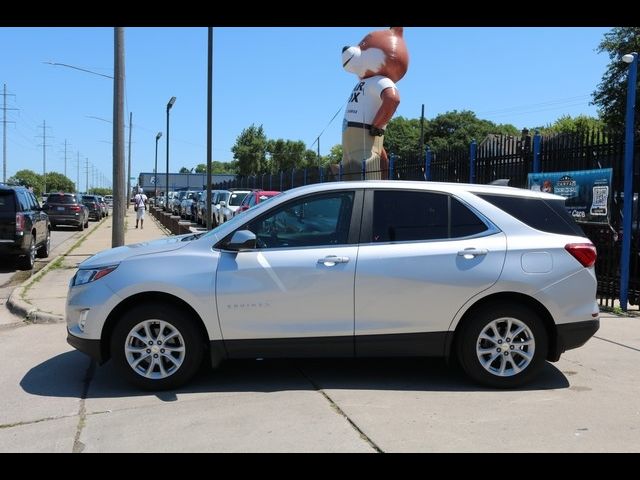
top-left (214, 130), bottom-right (640, 307)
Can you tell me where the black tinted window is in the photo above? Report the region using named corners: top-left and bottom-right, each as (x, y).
top-left (478, 194), bottom-right (584, 236)
top-left (0, 192), bottom-right (15, 213)
top-left (373, 191), bottom-right (448, 242)
top-left (451, 198), bottom-right (489, 237)
top-left (48, 194), bottom-right (79, 204)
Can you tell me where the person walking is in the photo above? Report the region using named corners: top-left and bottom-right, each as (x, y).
top-left (134, 188), bottom-right (148, 229)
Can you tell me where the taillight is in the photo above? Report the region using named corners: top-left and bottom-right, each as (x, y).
top-left (15, 213), bottom-right (25, 233)
top-left (70, 205), bottom-right (81, 212)
top-left (565, 243), bottom-right (597, 268)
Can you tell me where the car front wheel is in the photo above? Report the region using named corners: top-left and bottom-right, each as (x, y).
top-left (111, 303), bottom-right (205, 390)
top-left (457, 303), bottom-right (548, 388)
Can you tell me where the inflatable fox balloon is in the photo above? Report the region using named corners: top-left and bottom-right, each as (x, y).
top-left (341, 27), bottom-right (409, 180)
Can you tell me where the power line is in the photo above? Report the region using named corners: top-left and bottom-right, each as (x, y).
top-left (476, 94), bottom-right (592, 116)
top-left (36, 121), bottom-right (53, 193)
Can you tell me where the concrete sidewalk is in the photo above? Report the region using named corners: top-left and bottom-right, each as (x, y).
top-left (7, 208), bottom-right (170, 324)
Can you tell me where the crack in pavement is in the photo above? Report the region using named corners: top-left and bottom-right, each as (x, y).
top-left (73, 359), bottom-right (96, 453)
top-left (294, 362), bottom-right (383, 453)
top-left (594, 335), bottom-right (640, 353)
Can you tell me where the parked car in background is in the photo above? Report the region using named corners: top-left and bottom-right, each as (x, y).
top-left (97, 196), bottom-right (109, 217)
top-left (213, 191), bottom-right (231, 225)
top-left (235, 190), bottom-right (281, 216)
top-left (104, 195), bottom-right (113, 207)
top-left (81, 195), bottom-right (103, 221)
top-left (0, 184), bottom-right (51, 270)
top-left (66, 181), bottom-right (599, 390)
top-left (43, 192), bottom-right (89, 231)
top-left (219, 189), bottom-right (251, 223)
top-left (179, 191), bottom-right (198, 219)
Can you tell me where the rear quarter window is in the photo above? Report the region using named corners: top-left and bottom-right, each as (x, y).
top-left (477, 193), bottom-right (585, 236)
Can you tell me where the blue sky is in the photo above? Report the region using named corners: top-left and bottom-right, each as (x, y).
top-left (0, 26), bottom-right (612, 190)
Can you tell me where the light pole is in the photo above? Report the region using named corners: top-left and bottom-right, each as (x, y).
top-left (155, 131), bottom-right (162, 201)
top-left (619, 52), bottom-right (638, 311)
top-left (165, 96), bottom-right (176, 213)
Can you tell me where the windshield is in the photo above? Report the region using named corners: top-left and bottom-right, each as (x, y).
top-left (229, 192), bottom-right (249, 206)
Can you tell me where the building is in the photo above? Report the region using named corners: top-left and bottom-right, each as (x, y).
top-left (137, 172), bottom-right (236, 197)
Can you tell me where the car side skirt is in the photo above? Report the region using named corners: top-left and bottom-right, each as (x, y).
top-left (215, 331), bottom-right (448, 360)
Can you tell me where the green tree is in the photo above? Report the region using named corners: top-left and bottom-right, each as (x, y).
top-left (195, 161), bottom-right (238, 174)
top-left (326, 144), bottom-right (343, 165)
top-left (384, 116), bottom-right (422, 159)
top-left (7, 169), bottom-right (43, 196)
top-left (45, 172), bottom-right (75, 193)
top-left (592, 27), bottom-right (640, 133)
top-left (303, 149), bottom-right (320, 168)
top-left (267, 139), bottom-right (306, 172)
top-left (535, 114), bottom-right (605, 136)
top-left (89, 187), bottom-right (113, 196)
top-left (232, 124), bottom-right (268, 175)
top-left (179, 167), bottom-right (191, 174)
top-left (425, 110), bottom-right (519, 151)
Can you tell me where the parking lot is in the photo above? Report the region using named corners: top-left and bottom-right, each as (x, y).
top-left (0, 313), bottom-right (638, 452)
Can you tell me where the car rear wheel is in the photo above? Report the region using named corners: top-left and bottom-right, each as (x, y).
top-left (111, 303), bottom-right (205, 390)
top-left (37, 229), bottom-right (51, 258)
top-left (457, 303), bottom-right (548, 388)
top-left (18, 235), bottom-right (36, 270)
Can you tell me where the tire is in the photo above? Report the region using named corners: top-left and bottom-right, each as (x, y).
top-left (37, 229), bottom-right (51, 258)
top-left (110, 303), bottom-right (205, 390)
top-left (456, 303), bottom-right (548, 389)
top-left (18, 235), bottom-right (36, 270)
top-left (78, 220), bottom-right (84, 231)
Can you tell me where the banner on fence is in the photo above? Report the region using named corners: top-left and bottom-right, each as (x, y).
top-left (527, 168), bottom-right (613, 224)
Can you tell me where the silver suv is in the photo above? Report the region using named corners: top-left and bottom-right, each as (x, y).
top-left (66, 181), bottom-right (599, 390)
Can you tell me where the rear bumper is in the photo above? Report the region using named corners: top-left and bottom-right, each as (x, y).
top-left (0, 235), bottom-right (28, 255)
top-left (550, 319), bottom-right (600, 361)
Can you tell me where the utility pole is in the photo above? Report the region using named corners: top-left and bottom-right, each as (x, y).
top-left (127, 111), bottom-right (132, 208)
top-left (75, 151), bottom-right (80, 192)
top-left (206, 27), bottom-right (213, 230)
top-left (63, 139), bottom-right (69, 178)
top-left (419, 104), bottom-right (425, 155)
top-left (86, 158), bottom-right (89, 193)
top-left (37, 121), bottom-right (53, 194)
top-left (112, 27), bottom-right (126, 247)
top-left (2, 84), bottom-right (17, 183)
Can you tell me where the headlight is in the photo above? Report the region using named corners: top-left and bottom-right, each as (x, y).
top-left (72, 265), bottom-right (119, 287)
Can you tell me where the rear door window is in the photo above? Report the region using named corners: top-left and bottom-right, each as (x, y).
top-left (371, 190), bottom-right (489, 242)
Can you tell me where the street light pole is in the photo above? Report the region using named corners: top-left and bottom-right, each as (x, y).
top-left (155, 131), bottom-right (162, 201)
top-left (166, 96), bottom-right (176, 214)
top-left (619, 52), bottom-right (638, 311)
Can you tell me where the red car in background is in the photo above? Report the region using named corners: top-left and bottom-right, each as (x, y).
top-left (235, 190), bottom-right (281, 215)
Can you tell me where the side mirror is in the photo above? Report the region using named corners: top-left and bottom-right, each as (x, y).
top-left (219, 201), bottom-right (226, 207)
top-left (226, 230), bottom-right (256, 251)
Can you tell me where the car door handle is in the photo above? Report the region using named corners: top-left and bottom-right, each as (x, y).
top-left (318, 256), bottom-right (350, 266)
top-left (457, 248), bottom-right (488, 259)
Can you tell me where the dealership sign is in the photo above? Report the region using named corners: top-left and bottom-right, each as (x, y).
top-left (527, 168), bottom-right (613, 224)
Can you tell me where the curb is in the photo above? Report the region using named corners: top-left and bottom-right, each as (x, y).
top-left (6, 253), bottom-right (66, 324)
top-left (4, 218), bottom-right (106, 325)
top-left (6, 212), bottom-right (170, 325)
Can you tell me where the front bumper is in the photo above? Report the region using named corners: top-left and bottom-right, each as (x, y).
top-left (67, 330), bottom-right (103, 364)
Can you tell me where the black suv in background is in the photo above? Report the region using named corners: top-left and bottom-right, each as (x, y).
top-left (0, 184), bottom-right (51, 270)
top-left (43, 193), bottom-right (89, 231)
